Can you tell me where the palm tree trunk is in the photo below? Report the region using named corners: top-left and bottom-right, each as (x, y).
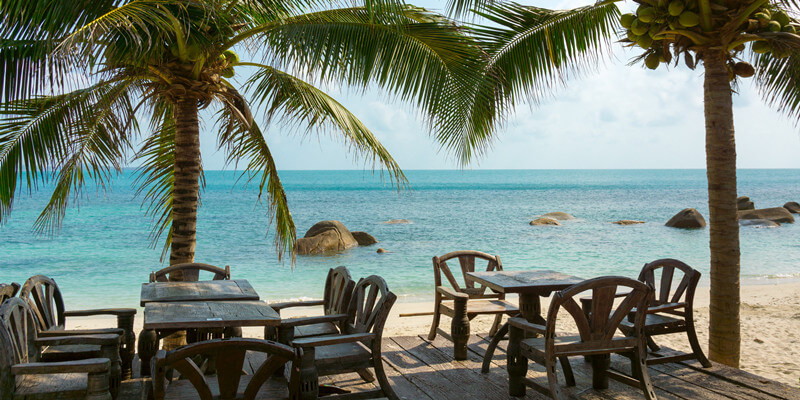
top-left (169, 98), bottom-right (202, 280)
top-left (703, 49), bottom-right (740, 368)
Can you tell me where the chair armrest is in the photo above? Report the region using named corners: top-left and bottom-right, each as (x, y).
top-left (436, 286), bottom-right (468, 300)
top-left (37, 328), bottom-right (124, 337)
top-left (11, 358), bottom-right (109, 375)
top-left (35, 334), bottom-right (120, 347)
top-left (268, 300), bottom-right (325, 311)
top-left (279, 314), bottom-right (349, 328)
top-left (292, 333), bottom-right (375, 348)
top-left (508, 317), bottom-right (546, 335)
top-left (646, 302), bottom-right (686, 314)
top-left (64, 308), bottom-right (137, 317)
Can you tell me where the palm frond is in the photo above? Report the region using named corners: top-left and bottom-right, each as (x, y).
top-left (216, 89), bottom-right (296, 262)
top-left (752, 37), bottom-right (800, 123)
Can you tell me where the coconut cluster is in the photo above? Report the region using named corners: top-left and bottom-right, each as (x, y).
top-left (749, 9), bottom-right (797, 58)
top-left (620, 0), bottom-right (704, 70)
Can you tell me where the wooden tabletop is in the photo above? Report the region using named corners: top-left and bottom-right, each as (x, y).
top-left (139, 279), bottom-right (259, 306)
top-left (143, 301), bottom-right (280, 330)
top-left (466, 270), bottom-right (584, 295)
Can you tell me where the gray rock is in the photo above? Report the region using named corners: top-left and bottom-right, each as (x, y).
top-left (739, 219), bottom-right (780, 228)
top-left (351, 231), bottom-right (378, 246)
top-left (613, 220), bottom-right (645, 225)
top-left (665, 208), bottom-right (706, 229)
top-left (738, 207), bottom-right (795, 224)
top-left (530, 217), bottom-right (561, 226)
top-left (384, 219), bottom-right (412, 224)
top-left (737, 196), bottom-right (754, 210)
top-left (294, 220), bottom-right (358, 255)
top-left (541, 212), bottom-right (575, 220)
top-left (784, 201), bottom-right (800, 214)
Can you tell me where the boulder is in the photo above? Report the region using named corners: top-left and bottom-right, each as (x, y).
top-left (739, 219), bottom-right (780, 228)
top-left (351, 231), bottom-right (378, 246)
top-left (613, 220), bottom-right (645, 225)
top-left (377, 248), bottom-right (388, 253)
top-left (530, 217), bottom-right (561, 226)
top-left (737, 196), bottom-right (754, 210)
top-left (384, 219), bottom-right (412, 224)
top-left (541, 212), bottom-right (575, 220)
top-left (738, 207), bottom-right (795, 224)
top-left (665, 208), bottom-right (706, 229)
top-left (294, 220), bottom-right (358, 255)
top-left (784, 201), bottom-right (800, 214)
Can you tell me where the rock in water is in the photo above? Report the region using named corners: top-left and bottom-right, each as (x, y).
top-left (784, 201), bottom-right (800, 214)
top-left (541, 212), bottom-right (575, 220)
top-left (530, 217), bottom-right (561, 226)
top-left (613, 220), bottom-right (645, 225)
top-left (294, 220), bottom-right (358, 255)
top-left (738, 208), bottom-right (795, 224)
top-left (739, 219), bottom-right (780, 228)
top-left (384, 219), bottom-right (412, 224)
top-left (665, 208), bottom-right (706, 229)
top-left (376, 248), bottom-right (388, 253)
top-left (737, 196), bottom-right (755, 210)
top-left (351, 231), bottom-right (378, 246)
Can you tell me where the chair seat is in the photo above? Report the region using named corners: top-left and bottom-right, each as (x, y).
top-left (15, 373), bottom-right (88, 399)
top-left (163, 374), bottom-right (290, 399)
top-left (40, 344), bottom-right (102, 362)
top-left (313, 341), bottom-right (372, 375)
top-left (294, 322), bottom-right (340, 339)
top-left (441, 298), bottom-right (518, 315)
top-left (621, 313), bottom-right (685, 330)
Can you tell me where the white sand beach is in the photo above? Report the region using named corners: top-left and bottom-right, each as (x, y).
top-left (67, 281), bottom-right (800, 388)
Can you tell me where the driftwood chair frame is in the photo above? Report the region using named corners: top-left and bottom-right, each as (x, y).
top-left (291, 275), bottom-right (398, 400)
top-left (0, 297), bottom-right (117, 400)
top-left (151, 338), bottom-right (300, 400)
top-left (0, 283), bottom-right (19, 305)
top-left (619, 259), bottom-right (712, 367)
top-left (18, 275), bottom-right (134, 382)
top-left (428, 250), bottom-right (518, 360)
top-left (507, 276), bottom-right (656, 400)
top-left (149, 263), bottom-right (231, 282)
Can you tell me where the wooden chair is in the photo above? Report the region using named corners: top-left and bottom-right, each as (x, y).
top-left (0, 283), bottom-right (19, 304)
top-left (0, 297), bottom-right (117, 400)
top-left (149, 263), bottom-right (231, 282)
top-left (428, 250), bottom-right (518, 360)
top-left (18, 275), bottom-right (135, 382)
top-left (618, 259), bottom-right (712, 367)
top-left (291, 275), bottom-right (398, 400)
top-left (507, 276), bottom-right (656, 400)
top-left (150, 338), bottom-right (300, 400)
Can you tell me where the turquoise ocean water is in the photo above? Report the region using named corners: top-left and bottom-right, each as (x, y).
top-left (1, 169), bottom-right (799, 309)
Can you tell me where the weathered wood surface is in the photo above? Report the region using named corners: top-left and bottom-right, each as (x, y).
top-left (118, 333), bottom-right (800, 400)
top-left (467, 270), bottom-right (585, 294)
top-left (143, 301), bottom-right (279, 330)
top-left (140, 279), bottom-right (259, 306)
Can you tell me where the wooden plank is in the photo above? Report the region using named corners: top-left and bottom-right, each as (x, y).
top-left (677, 359), bottom-right (800, 400)
top-left (609, 356), bottom-right (730, 400)
top-left (140, 280), bottom-right (259, 306)
top-left (648, 359), bottom-right (782, 400)
top-left (144, 301), bottom-right (279, 330)
top-left (466, 270), bottom-right (584, 294)
top-left (379, 337), bottom-right (462, 400)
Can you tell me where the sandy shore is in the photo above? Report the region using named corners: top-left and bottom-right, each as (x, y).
top-left (67, 281), bottom-right (800, 387)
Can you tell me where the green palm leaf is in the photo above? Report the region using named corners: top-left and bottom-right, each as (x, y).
top-left (752, 38), bottom-right (800, 122)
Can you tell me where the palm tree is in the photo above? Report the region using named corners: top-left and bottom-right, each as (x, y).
top-left (439, 0), bottom-right (800, 367)
top-left (0, 1), bottom-right (485, 278)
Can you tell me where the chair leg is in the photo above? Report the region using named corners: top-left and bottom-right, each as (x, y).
top-left (86, 370), bottom-right (113, 400)
top-left (357, 368), bottom-right (375, 383)
top-left (488, 314), bottom-right (503, 337)
top-left (559, 356), bottom-right (575, 387)
top-left (295, 348), bottom-right (318, 400)
top-left (646, 335), bottom-right (661, 352)
top-left (507, 325), bottom-right (527, 397)
top-left (546, 357), bottom-right (564, 400)
top-left (427, 300), bottom-right (441, 340)
top-left (374, 354), bottom-right (400, 400)
top-left (632, 347), bottom-right (658, 400)
top-left (451, 297), bottom-right (470, 360)
top-left (482, 321), bottom-right (509, 373)
top-left (686, 324), bottom-right (712, 367)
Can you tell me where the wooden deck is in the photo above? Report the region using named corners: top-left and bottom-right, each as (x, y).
top-left (118, 333), bottom-right (800, 399)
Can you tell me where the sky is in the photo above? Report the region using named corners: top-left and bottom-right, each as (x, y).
top-left (196, 0), bottom-right (800, 171)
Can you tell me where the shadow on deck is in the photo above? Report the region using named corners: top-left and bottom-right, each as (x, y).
top-left (119, 333), bottom-right (800, 399)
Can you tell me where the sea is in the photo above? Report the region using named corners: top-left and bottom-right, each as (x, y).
top-left (1, 169), bottom-right (799, 309)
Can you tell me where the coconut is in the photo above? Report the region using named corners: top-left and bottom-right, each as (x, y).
top-left (679, 11), bottom-right (701, 28)
top-left (638, 35), bottom-right (655, 48)
top-left (621, 13), bottom-right (636, 29)
top-left (648, 24), bottom-right (662, 38)
top-left (782, 25), bottom-right (797, 34)
top-left (223, 50), bottom-right (240, 64)
top-left (186, 44), bottom-right (202, 62)
top-left (752, 41), bottom-right (771, 54)
top-left (222, 67), bottom-right (235, 78)
top-left (733, 62), bottom-right (755, 78)
top-left (668, 0), bottom-right (685, 17)
top-left (773, 11), bottom-right (791, 27)
top-left (755, 13), bottom-right (771, 26)
top-left (645, 53), bottom-right (661, 70)
top-left (668, 19), bottom-right (680, 30)
top-left (638, 7), bottom-right (657, 23)
top-left (768, 21), bottom-right (782, 31)
top-left (632, 19), bottom-right (650, 35)
top-left (627, 29), bottom-right (639, 42)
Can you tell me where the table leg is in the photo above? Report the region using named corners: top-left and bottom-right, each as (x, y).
top-left (450, 295), bottom-right (470, 360)
top-left (138, 329), bottom-right (158, 377)
top-left (117, 314), bottom-right (135, 380)
top-left (518, 293), bottom-right (545, 325)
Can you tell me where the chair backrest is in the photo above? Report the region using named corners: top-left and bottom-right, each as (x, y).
top-left (0, 283), bottom-right (19, 305)
top-left (639, 259), bottom-right (700, 308)
top-left (546, 276), bottom-right (652, 355)
top-left (0, 297), bottom-right (39, 369)
top-left (152, 338), bottom-right (297, 400)
top-left (323, 267), bottom-right (355, 316)
top-left (18, 275), bottom-right (66, 332)
top-left (150, 263), bottom-right (231, 282)
top-left (433, 250), bottom-right (502, 297)
top-left (343, 276), bottom-right (397, 339)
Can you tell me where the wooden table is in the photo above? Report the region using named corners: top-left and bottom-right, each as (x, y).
top-left (139, 279), bottom-right (259, 306)
top-left (466, 270), bottom-right (584, 373)
top-left (138, 300), bottom-right (280, 376)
